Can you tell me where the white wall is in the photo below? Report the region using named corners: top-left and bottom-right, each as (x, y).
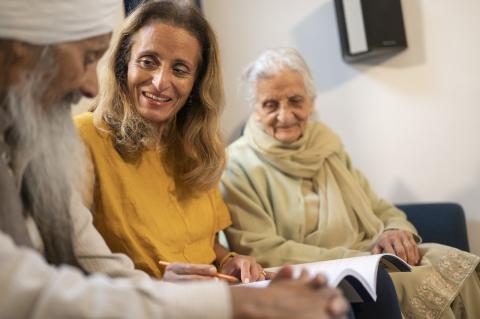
top-left (203, 0), bottom-right (480, 255)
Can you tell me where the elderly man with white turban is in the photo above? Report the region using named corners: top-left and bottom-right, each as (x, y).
top-left (0, 1), bottom-right (350, 318)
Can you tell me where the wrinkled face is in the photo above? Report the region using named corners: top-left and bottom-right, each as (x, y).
top-left (254, 69), bottom-right (314, 144)
top-left (127, 22), bottom-right (201, 125)
top-left (44, 34), bottom-right (111, 107)
top-left (4, 33), bottom-right (111, 108)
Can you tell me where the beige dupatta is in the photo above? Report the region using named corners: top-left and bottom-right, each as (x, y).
top-left (244, 116), bottom-right (385, 250)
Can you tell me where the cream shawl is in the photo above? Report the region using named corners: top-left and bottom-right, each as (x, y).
top-left (244, 116), bottom-right (393, 249)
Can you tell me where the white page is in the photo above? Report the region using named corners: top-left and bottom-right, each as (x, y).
top-left (238, 253), bottom-right (411, 302)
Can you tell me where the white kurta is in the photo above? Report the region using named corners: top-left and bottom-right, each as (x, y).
top-left (0, 192), bottom-right (232, 319)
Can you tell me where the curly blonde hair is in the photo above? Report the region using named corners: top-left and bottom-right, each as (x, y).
top-left (92, 0), bottom-right (225, 196)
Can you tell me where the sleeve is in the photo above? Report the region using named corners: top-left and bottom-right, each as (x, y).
top-left (221, 157), bottom-right (368, 268)
top-left (341, 151), bottom-right (421, 242)
top-left (70, 190), bottom-right (150, 279)
top-left (213, 187), bottom-right (232, 233)
top-left (0, 230), bottom-right (232, 319)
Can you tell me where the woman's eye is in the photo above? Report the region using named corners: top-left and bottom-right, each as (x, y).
top-left (289, 96), bottom-right (304, 107)
top-left (173, 64), bottom-right (191, 76)
top-left (138, 57), bottom-right (156, 68)
top-left (263, 101), bottom-right (278, 113)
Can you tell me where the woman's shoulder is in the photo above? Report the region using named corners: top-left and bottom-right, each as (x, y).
top-left (225, 137), bottom-right (273, 182)
top-left (227, 136), bottom-right (258, 165)
top-left (73, 112), bottom-right (94, 130)
top-left (74, 112), bottom-right (98, 139)
top-left (227, 135), bottom-right (252, 153)
top-left (74, 112), bottom-right (109, 142)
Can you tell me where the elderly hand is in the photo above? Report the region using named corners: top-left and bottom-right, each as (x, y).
top-left (220, 254), bottom-right (269, 283)
top-left (371, 229), bottom-right (421, 266)
top-left (230, 266), bottom-right (349, 319)
top-left (162, 262), bottom-right (218, 282)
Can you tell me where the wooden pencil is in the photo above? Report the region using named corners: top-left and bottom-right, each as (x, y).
top-left (158, 260), bottom-right (240, 283)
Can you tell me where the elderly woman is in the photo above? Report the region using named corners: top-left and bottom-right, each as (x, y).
top-left (74, 1), bottom-right (265, 283)
top-left (221, 47), bottom-right (480, 318)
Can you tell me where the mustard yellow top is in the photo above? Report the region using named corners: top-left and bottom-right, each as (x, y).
top-left (74, 112), bottom-right (231, 278)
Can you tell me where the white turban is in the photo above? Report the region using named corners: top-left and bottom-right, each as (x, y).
top-left (0, 0), bottom-right (121, 45)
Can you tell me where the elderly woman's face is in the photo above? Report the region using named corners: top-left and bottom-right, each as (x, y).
top-left (127, 22), bottom-right (200, 125)
top-left (254, 69), bottom-right (314, 144)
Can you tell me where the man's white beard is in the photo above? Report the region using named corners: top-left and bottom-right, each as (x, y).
top-left (5, 52), bottom-right (86, 266)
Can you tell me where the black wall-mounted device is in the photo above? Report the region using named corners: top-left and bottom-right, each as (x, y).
top-left (334, 0), bottom-right (408, 62)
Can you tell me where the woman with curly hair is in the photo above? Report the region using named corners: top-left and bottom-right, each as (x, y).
top-left (75, 0), bottom-right (264, 283)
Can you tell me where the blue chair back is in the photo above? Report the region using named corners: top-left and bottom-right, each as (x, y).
top-left (397, 203), bottom-right (470, 252)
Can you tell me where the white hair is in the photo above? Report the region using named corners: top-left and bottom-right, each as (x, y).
top-left (242, 47), bottom-right (317, 108)
top-left (5, 46), bottom-right (86, 267)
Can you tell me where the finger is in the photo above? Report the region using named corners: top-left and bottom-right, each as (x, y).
top-left (250, 262), bottom-right (261, 281)
top-left (408, 236), bottom-right (421, 265)
top-left (309, 273), bottom-right (328, 288)
top-left (381, 241), bottom-right (396, 255)
top-left (412, 243), bottom-right (421, 265)
top-left (393, 239), bottom-right (407, 262)
top-left (273, 266), bottom-right (293, 281)
top-left (402, 238), bottom-right (416, 265)
top-left (371, 245), bottom-right (382, 255)
top-left (328, 291), bottom-right (349, 317)
top-left (167, 263), bottom-right (216, 276)
top-left (240, 260), bottom-right (251, 284)
top-left (298, 268), bottom-right (310, 282)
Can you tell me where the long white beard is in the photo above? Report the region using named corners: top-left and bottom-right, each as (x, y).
top-left (5, 50), bottom-right (86, 266)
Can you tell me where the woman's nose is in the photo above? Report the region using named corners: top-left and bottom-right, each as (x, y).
top-left (152, 68), bottom-right (171, 90)
top-left (277, 105), bottom-right (294, 122)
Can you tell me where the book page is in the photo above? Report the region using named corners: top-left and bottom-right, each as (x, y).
top-left (240, 253), bottom-right (411, 302)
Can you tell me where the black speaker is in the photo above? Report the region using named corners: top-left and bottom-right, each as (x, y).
top-left (334, 0), bottom-right (407, 62)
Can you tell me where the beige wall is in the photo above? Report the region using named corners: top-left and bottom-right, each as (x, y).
top-left (203, 0), bottom-right (480, 254)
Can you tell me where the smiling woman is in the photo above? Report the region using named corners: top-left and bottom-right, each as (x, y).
top-left (127, 23), bottom-right (200, 126)
top-left (222, 47), bottom-right (480, 318)
top-left (73, 0), bottom-right (267, 284)
top-left (254, 69), bottom-right (313, 144)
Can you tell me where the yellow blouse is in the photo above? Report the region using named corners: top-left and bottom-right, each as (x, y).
top-left (74, 112), bottom-right (231, 278)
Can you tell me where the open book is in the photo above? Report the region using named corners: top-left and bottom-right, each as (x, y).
top-left (242, 253), bottom-right (411, 302)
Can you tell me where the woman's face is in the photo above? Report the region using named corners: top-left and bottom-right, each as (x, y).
top-left (254, 69), bottom-right (314, 144)
top-left (127, 22), bottom-right (201, 125)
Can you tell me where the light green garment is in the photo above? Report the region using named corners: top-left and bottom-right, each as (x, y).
top-left (222, 116), bottom-right (480, 319)
top-left (222, 116), bottom-right (418, 266)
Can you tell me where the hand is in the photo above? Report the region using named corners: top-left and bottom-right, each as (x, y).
top-left (371, 229), bottom-right (421, 265)
top-left (162, 262), bottom-right (217, 282)
top-left (230, 266), bottom-right (349, 319)
top-left (220, 254), bottom-right (269, 283)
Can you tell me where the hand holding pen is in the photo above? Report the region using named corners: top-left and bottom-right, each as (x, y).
top-left (159, 261), bottom-right (240, 284)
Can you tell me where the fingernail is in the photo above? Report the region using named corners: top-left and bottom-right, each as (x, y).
top-left (244, 278), bottom-right (250, 284)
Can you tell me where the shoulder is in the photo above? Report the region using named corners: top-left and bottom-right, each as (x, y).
top-left (227, 137), bottom-right (256, 162)
top-left (73, 112), bottom-right (109, 145)
top-left (224, 137), bottom-right (272, 187)
top-left (226, 137), bottom-right (260, 171)
top-left (74, 112), bottom-right (94, 131)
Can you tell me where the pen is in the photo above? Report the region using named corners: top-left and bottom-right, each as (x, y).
top-left (158, 261), bottom-right (240, 284)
